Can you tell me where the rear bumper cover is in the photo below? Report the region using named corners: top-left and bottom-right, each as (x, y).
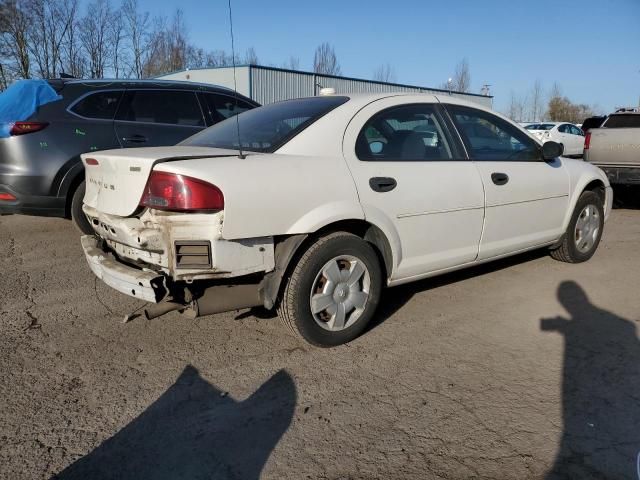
top-left (0, 184), bottom-right (66, 217)
top-left (81, 235), bottom-right (168, 303)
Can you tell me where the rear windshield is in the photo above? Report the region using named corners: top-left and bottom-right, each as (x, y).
top-left (604, 114), bottom-right (640, 129)
top-left (525, 123), bottom-right (555, 130)
top-left (181, 96), bottom-right (349, 153)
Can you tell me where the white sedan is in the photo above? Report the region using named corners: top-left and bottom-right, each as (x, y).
top-left (524, 122), bottom-right (586, 156)
top-left (80, 93), bottom-right (612, 347)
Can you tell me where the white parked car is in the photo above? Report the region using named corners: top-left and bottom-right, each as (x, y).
top-left (524, 122), bottom-right (585, 156)
top-left (80, 93), bottom-right (612, 347)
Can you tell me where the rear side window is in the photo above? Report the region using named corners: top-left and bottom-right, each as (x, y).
top-left (448, 105), bottom-right (543, 161)
top-left (200, 93), bottom-right (254, 123)
top-left (604, 115), bottom-right (640, 128)
top-left (356, 104), bottom-right (456, 161)
top-left (116, 90), bottom-right (204, 126)
top-left (70, 91), bottom-right (123, 119)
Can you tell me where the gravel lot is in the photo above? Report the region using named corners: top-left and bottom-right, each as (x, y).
top-left (1, 200), bottom-right (639, 479)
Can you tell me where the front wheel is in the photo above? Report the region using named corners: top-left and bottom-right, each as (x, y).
top-left (277, 232), bottom-right (383, 347)
top-left (550, 191), bottom-right (604, 263)
top-left (70, 180), bottom-right (93, 234)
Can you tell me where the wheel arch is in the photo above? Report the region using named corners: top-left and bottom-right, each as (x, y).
top-left (259, 218), bottom-right (395, 310)
top-left (562, 175), bottom-right (607, 231)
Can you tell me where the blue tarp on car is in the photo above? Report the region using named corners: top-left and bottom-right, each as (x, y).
top-left (0, 79), bottom-right (62, 137)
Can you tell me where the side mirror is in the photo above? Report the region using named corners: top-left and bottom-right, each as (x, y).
top-left (542, 141), bottom-right (563, 160)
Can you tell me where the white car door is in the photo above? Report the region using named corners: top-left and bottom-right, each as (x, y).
top-left (342, 97), bottom-right (485, 282)
top-left (568, 124), bottom-right (585, 156)
top-left (445, 103), bottom-right (570, 260)
top-left (556, 124), bottom-right (576, 155)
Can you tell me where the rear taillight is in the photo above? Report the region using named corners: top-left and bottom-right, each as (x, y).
top-left (0, 192), bottom-right (16, 201)
top-left (9, 121), bottom-right (49, 136)
top-left (584, 132), bottom-right (591, 150)
top-left (140, 171), bottom-right (224, 212)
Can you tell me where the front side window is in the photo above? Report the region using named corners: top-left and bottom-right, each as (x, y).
top-left (570, 125), bottom-right (583, 136)
top-left (448, 105), bottom-right (543, 161)
top-left (71, 90), bottom-right (123, 119)
top-left (356, 104), bottom-right (455, 161)
top-left (558, 124), bottom-right (570, 133)
top-left (182, 96), bottom-right (349, 153)
top-left (116, 90), bottom-right (204, 126)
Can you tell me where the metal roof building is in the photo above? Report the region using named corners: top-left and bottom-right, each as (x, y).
top-left (157, 64), bottom-right (493, 108)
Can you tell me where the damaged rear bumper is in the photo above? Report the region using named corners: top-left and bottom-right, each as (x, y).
top-left (81, 235), bottom-right (168, 303)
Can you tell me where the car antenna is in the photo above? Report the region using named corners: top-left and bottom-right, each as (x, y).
top-left (227, 0), bottom-right (245, 159)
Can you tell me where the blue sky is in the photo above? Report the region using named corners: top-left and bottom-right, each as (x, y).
top-left (132, 0), bottom-right (639, 113)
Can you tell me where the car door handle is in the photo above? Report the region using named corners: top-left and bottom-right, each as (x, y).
top-left (122, 134), bottom-right (147, 143)
top-left (369, 177), bottom-right (397, 193)
top-left (491, 172), bottom-right (509, 186)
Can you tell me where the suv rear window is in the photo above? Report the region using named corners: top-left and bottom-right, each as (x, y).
top-left (182, 96), bottom-right (349, 153)
top-left (116, 90), bottom-right (205, 126)
top-left (70, 91), bottom-right (123, 119)
top-left (604, 115), bottom-right (640, 128)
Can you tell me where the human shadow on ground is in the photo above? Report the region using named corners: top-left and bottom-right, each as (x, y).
top-left (542, 281), bottom-right (640, 479)
top-left (52, 366), bottom-right (296, 480)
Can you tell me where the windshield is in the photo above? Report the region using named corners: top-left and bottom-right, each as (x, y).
top-left (525, 123), bottom-right (555, 131)
top-left (181, 96), bottom-right (349, 153)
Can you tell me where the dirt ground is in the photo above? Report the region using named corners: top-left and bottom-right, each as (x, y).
top-left (1, 202), bottom-right (639, 479)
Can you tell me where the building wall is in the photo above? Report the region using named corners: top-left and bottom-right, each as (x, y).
top-left (157, 66), bottom-right (493, 109)
top-left (159, 67), bottom-right (251, 98)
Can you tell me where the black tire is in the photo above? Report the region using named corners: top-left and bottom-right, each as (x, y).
top-left (550, 191), bottom-right (604, 263)
top-left (70, 180), bottom-right (93, 235)
top-left (277, 232), bottom-right (383, 347)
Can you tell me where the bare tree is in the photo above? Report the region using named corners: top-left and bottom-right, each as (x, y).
top-left (60, 0), bottom-right (85, 78)
top-left (452, 57), bottom-right (471, 93)
top-left (122, 0), bottom-right (149, 78)
top-left (79, 0), bottom-right (112, 78)
top-left (506, 91), bottom-right (528, 122)
top-left (0, 0), bottom-right (32, 80)
top-left (313, 42), bottom-right (341, 75)
top-left (244, 47), bottom-right (258, 65)
top-left (529, 79), bottom-right (544, 122)
top-left (27, 0), bottom-right (78, 78)
top-left (282, 55), bottom-right (299, 70)
top-left (110, 5), bottom-right (124, 78)
top-left (373, 63), bottom-right (395, 83)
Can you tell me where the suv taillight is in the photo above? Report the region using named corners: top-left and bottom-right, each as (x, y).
top-left (584, 132), bottom-right (591, 150)
top-left (140, 171), bottom-right (224, 212)
top-left (10, 121), bottom-right (49, 136)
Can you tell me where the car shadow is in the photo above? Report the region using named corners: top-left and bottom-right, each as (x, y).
top-left (51, 366), bottom-right (296, 480)
top-left (542, 281), bottom-right (640, 479)
top-left (612, 185), bottom-right (640, 210)
top-left (368, 249), bottom-right (548, 332)
top-left (237, 249), bottom-right (550, 334)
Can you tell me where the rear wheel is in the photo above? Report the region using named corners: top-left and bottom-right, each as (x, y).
top-left (550, 191), bottom-right (604, 263)
top-left (71, 180), bottom-right (93, 234)
top-left (277, 232), bottom-right (382, 347)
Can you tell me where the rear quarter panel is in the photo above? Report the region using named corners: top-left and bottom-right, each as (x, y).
top-left (153, 153), bottom-right (364, 240)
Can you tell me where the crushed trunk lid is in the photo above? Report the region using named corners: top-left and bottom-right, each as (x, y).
top-left (82, 146), bottom-right (239, 217)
